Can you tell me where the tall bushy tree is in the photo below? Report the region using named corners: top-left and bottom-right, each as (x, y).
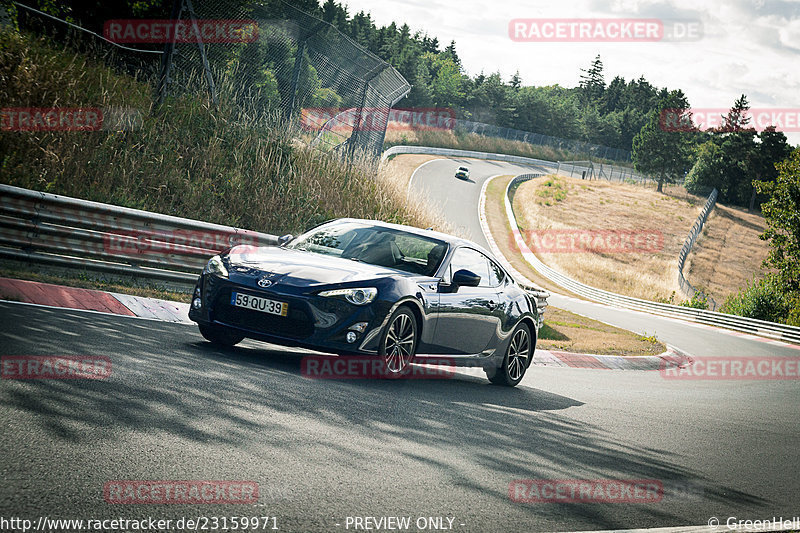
top-left (632, 90), bottom-right (692, 192)
top-left (686, 95), bottom-right (791, 207)
top-left (755, 149), bottom-right (800, 292)
top-left (579, 54), bottom-right (604, 105)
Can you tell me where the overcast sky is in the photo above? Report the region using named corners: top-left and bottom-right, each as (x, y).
top-left (341, 0), bottom-right (800, 143)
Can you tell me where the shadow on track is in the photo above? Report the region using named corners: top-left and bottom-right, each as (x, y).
top-left (0, 303), bottom-right (768, 528)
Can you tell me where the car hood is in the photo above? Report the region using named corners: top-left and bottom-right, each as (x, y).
top-left (225, 245), bottom-right (434, 288)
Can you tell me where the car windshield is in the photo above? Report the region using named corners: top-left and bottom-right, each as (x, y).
top-left (289, 221), bottom-right (448, 276)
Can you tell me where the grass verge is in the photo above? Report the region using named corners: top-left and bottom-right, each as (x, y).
top-left (538, 307), bottom-right (666, 356)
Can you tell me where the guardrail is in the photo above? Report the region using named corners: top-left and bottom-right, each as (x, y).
top-left (678, 189), bottom-right (719, 309)
top-left (1, 182), bottom-right (553, 331)
top-left (0, 184), bottom-right (278, 284)
top-left (381, 145), bottom-right (560, 170)
top-left (501, 174), bottom-right (800, 344)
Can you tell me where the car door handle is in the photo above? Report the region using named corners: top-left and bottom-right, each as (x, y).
top-left (486, 300), bottom-right (499, 310)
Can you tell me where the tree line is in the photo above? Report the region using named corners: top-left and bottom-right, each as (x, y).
top-left (16, 0), bottom-right (797, 211)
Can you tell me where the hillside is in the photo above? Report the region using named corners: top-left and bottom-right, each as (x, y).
top-left (0, 30), bottom-right (440, 236)
top-left (511, 175), bottom-right (769, 303)
top-left (686, 204), bottom-right (769, 305)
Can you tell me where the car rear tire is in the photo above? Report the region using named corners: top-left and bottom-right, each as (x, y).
top-left (379, 307), bottom-right (418, 377)
top-left (487, 322), bottom-right (532, 387)
top-left (198, 323), bottom-right (245, 347)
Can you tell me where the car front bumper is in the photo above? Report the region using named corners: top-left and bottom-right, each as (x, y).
top-left (188, 274), bottom-right (391, 355)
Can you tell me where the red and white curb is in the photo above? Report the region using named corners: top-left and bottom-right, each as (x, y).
top-left (0, 277), bottom-right (693, 370)
top-left (533, 345), bottom-right (691, 371)
top-left (0, 277), bottom-right (191, 324)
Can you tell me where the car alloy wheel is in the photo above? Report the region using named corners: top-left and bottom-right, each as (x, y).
top-left (488, 322), bottom-right (531, 387)
top-left (380, 307), bottom-right (417, 376)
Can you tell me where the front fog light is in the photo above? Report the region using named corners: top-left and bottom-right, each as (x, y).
top-left (192, 298), bottom-right (202, 310)
top-left (346, 332), bottom-right (358, 343)
top-left (348, 322), bottom-right (368, 333)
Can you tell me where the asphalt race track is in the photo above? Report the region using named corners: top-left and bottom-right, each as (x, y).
top-left (0, 158), bottom-right (798, 532)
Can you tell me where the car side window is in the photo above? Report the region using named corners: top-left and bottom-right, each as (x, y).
top-left (487, 259), bottom-right (506, 287)
top-left (446, 247), bottom-right (491, 287)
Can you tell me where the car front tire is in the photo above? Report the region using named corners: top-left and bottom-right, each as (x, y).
top-left (487, 322), bottom-right (532, 387)
top-left (379, 306), bottom-right (418, 377)
top-left (198, 323), bottom-right (245, 347)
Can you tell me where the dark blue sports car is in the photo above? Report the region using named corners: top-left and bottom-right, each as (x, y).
top-left (189, 218), bottom-right (541, 386)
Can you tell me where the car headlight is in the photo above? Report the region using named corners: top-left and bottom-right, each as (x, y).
top-left (319, 287), bottom-right (377, 305)
top-left (203, 255), bottom-right (229, 278)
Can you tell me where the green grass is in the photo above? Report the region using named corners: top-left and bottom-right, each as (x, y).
top-left (535, 176), bottom-right (568, 203)
top-left (0, 30), bottom-right (438, 236)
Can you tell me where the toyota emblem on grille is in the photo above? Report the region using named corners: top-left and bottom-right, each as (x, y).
top-left (257, 278), bottom-right (273, 288)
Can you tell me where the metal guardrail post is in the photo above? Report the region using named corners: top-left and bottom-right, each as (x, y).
top-left (0, 184), bottom-right (279, 284)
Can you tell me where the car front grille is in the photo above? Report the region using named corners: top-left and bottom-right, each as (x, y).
top-left (212, 290), bottom-right (314, 340)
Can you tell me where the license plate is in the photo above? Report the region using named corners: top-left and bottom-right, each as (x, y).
top-left (230, 292), bottom-right (288, 317)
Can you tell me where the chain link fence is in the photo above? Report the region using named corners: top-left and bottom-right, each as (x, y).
top-left (454, 118), bottom-right (632, 163)
top-left (678, 188), bottom-right (718, 310)
top-left (12, 0), bottom-right (410, 161)
top-left (166, 0), bottom-right (409, 159)
top-left (555, 160), bottom-right (660, 185)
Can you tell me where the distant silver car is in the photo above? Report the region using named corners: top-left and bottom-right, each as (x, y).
top-left (455, 166), bottom-right (470, 180)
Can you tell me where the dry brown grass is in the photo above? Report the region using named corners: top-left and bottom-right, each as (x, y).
top-left (686, 204), bottom-right (769, 304)
top-left (481, 177), bottom-right (666, 355)
top-left (0, 31), bottom-right (443, 237)
top-left (384, 128), bottom-right (569, 162)
top-left (380, 153), bottom-right (442, 191)
top-left (538, 307), bottom-right (666, 356)
top-left (513, 174), bottom-right (708, 301)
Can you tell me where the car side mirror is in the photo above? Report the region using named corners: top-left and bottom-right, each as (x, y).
top-left (278, 234), bottom-right (294, 247)
top-left (452, 269), bottom-right (481, 288)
